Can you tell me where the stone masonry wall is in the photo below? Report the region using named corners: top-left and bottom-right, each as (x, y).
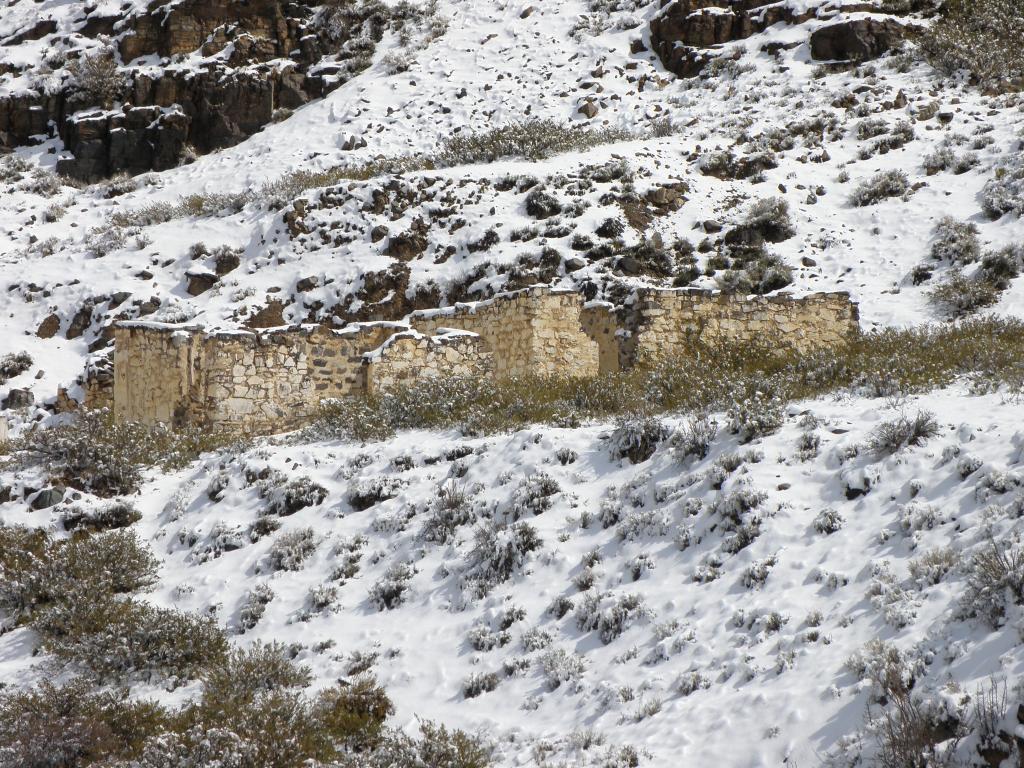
top-left (114, 324), bottom-right (201, 426)
top-left (114, 322), bottom-right (413, 433)
top-left (627, 289), bottom-right (859, 367)
top-left (365, 331), bottom-right (494, 394)
top-left (111, 288), bottom-right (859, 435)
top-left (409, 287), bottom-right (601, 379)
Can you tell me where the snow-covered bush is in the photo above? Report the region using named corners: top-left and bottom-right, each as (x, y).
top-left (468, 624), bottom-right (511, 652)
top-left (421, 481), bottom-right (475, 543)
top-left (0, 678), bottom-right (167, 768)
top-left (462, 671), bottom-right (500, 699)
top-left (867, 563), bottom-right (918, 629)
top-left (848, 170), bottom-right (910, 206)
top-left (346, 720), bottom-right (492, 768)
top-left (716, 249), bottom-right (795, 296)
top-left (727, 391), bottom-right (784, 442)
top-left (85, 224), bottom-right (127, 257)
top-left (813, 507), bottom-right (844, 535)
top-left (978, 246), bottom-right (1023, 290)
top-left (899, 501), bottom-right (941, 533)
top-left (520, 627), bottom-right (553, 653)
top-left (16, 411), bottom-right (229, 496)
top-left (929, 217), bottom-right (981, 264)
top-left (348, 477), bottom-right (404, 511)
top-left (368, 563), bottom-right (415, 610)
top-left (59, 499), bottom-right (140, 532)
top-left (922, 146), bottom-right (955, 176)
top-left (868, 410), bottom-right (940, 455)
top-left (266, 528), bottom-right (317, 572)
top-left (238, 583), bottom-right (275, 631)
top-left (929, 268), bottom-right (1004, 317)
top-left (0, 528), bottom-right (158, 625)
top-left (463, 522), bottom-right (542, 597)
top-left (68, 48), bottom-right (126, 108)
top-left (921, 0), bottom-right (1024, 92)
top-left (435, 119), bottom-right (635, 168)
top-left (627, 553), bottom-right (656, 581)
top-left (538, 647), bottom-right (586, 690)
top-left (980, 163), bottom-right (1024, 219)
top-left (711, 489), bottom-right (767, 527)
top-left (671, 414), bottom-right (718, 462)
top-left (857, 120), bottom-right (915, 159)
top-left (0, 351), bottom-right (31, 383)
top-left (35, 595), bottom-right (228, 681)
top-left (609, 412), bottom-right (671, 464)
top-left (960, 539), bottom-right (1024, 627)
top-left (509, 472), bottom-right (560, 517)
top-left (263, 476), bottom-right (328, 516)
top-left (676, 671), bottom-right (711, 696)
top-left (795, 431), bottom-right (820, 461)
top-left (742, 556), bottom-right (777, 589)
top-left (616, 509), bottom-right (670, 541)
top-left (736, 197), bottom-right (796, 243)
top-left (575, 592), bottom-right (650, 644)
top-left (547, 595), bottom-right (574, 619)
top-left (908, 547), bottom-right (959, 587)
top-left (873, 691), bottom-right (967, 768)
top-left (846, 639), bottom-right (921, 702)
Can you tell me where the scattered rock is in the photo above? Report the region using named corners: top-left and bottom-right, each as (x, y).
top-left (36, 314), bottom-right (60, 339)
top-left (3, 388), bottom-right (34, 409)
top-left (30, 486), bottom-right (65, 510)
top-left (65, 302), bottom-right (96, 340)
top-left (247, 298), bottom-right (287, 328)
top-left (186, 270), bottom-right (219, 296)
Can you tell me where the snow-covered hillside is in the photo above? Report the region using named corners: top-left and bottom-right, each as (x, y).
top-left (2, 0), bottom-right (1024, 765)
top-left (5, 386), bottom-right (1024, 766)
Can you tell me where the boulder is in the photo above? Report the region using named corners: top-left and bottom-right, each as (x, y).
top-left (3, 388), bottom-right (34, 409)
top-left (810, 18), bottom-right (909, 62)
top-left (186, 270), bottom-right (219, 296)
top-left (36, 314), bottom-right (61, 339)
top-left (30, 486), bottom-right (66, 511)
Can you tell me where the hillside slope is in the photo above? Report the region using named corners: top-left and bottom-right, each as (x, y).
top-left (2, 0), bottom-right (1024, 766)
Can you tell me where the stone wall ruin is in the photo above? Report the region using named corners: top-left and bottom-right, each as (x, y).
top-left (110, 286), bottom-right (859, 434)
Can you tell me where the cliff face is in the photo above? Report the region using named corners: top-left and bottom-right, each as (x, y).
top-left (0, 0), bottom-right (376, 179)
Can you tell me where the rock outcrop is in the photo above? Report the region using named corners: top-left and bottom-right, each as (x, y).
top-left (3, 0), bottom-right (380, 179)
top-left (809, 18), bottom-right (911, 62)
top-left (650, 0), bottom-right (818, 76)
top-left (649, 0), bottom-right (904, 77)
